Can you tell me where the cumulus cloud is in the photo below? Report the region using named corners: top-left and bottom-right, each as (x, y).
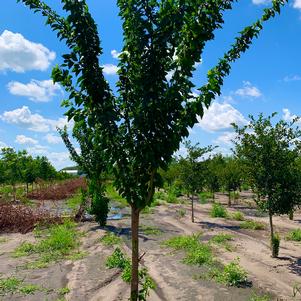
top-left (197, 102), bottom-right (247, 132)
top-left (44, 133), bottom-right (62, 144)
top-left (7, 79), bottom-right (62, 102)
top-left (0, 30), bottom-right (55, 73)
top-left (293, 0), bottom-right (301, 9)
top-left (1, 106), bottom-right (73, 133)
top-left (111, 49), bottom-right (122, 59)
top-left (15, 134), bottom-right (38, 145)
top-left (282, 108), bottom-right (301, 124)
top-left (102, 64), bottom-right (119, 75)
top-left (214, 132), bottom-right (237, 146)
top-left (235, 81), bottom-right (262, 98)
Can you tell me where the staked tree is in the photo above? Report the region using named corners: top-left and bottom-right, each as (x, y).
top-left (19, 0), bottom-right (287, 299)
top-left (233, 113), bottom-right (301, 257)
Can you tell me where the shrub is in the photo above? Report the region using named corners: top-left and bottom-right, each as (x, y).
top-left (240, 220), bottom-right (265, 230)
top-left (286, 229), bottom-right (301, 241)
top-left (231, 211), bottom-right (245, 221)
top-left (106, 247), bottom-right (130, 269)
top-left (214, 259), bottom-right (248, 286)
top-left (90, 194), bottom-right (109, 226)
top-left (271, 233), bottom-right (280, 258)
top-left (210, 203), bottom-right (228, 218)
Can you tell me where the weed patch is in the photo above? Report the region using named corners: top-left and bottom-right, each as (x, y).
top-left (286, 229), bottom-right (301, 242)
top-left (140, 225), bottom-right (162, 236)
top-left (0, 277), bottom-right (42, 296)
top-left (210, 233), bottom-right (234, 251)
top-left (210, 203), bottom-right (228, 218)
top-left (248, 293), bottom-right (271, 301)
top-left (231, 211), bottom-right (245, 221)
top-left (14, 220), bottom-right (81, 268)
top-left (240, 220), bottom-right (265, 230)
top-left (100, 232), bottom-right (121, 246)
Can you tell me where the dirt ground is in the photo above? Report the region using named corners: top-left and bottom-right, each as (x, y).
top-left (0, 192), bottom-right (301, 301)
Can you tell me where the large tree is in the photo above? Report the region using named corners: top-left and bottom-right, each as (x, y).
top-left (233, 113), bottom-right (301, 257)
top-left (19, 0), bottom-right (287, 299)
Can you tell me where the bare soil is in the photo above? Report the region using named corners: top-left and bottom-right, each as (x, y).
top-left (0, 191), bottom-right (301, 301)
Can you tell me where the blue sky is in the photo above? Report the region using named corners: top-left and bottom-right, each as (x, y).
top-left (0, 0), bottom-right (301, 169)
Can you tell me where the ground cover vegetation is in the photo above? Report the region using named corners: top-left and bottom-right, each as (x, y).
top-left (17, 0), bottom-right (288, 299)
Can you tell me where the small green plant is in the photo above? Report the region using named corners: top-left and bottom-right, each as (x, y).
top-left (231, 211), bottom-right (245, 221)
top-left (286, 229), bottom-right (301, 242)
top-left (141, 206), bottom-right (154, 214)
top-left (100, 232), bottom-right (122, 246)
top-left (0, 277), bottom-right (42, 296)
top-left (106, 248), bottom-right (155, 300)
top-left (163, 234), bottom-right (213, 266)
top-left (210, 203), bottom-right (228, 218)
top-left (240, 220), bottom-right (265, 230)
top-left (57, 287), bottom-right (70, 296)
top-left (248, 293), bottom-right (271, 301)
top-left (271, 233), bottom-right (280, 258)
top-left (176, 208), bottom-right (186, 218)
top-left (140, 225), bottom-right (162, 236)
top-left (199, 192), bottom-right (212, 204)
top-left (106, 247), bottom-right (130, 269)
top-left (210, 233), bottom-right (233, 251)
top-left (214, 259), bottom-right (248, 286)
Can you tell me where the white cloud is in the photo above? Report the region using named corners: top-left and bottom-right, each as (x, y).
top-left (102, 64), bottom-right (119, 75)
top-left (44, 133), bottom-right (62, 144)
top-left (197, 101), bottom-right (247, 132)
top-left (283, 75), bottom-right (301, 82)
top-left (111, 49), bottom-right (121, 59)
top-left (15, 134), bottom-right (38, 145)
top-left (1, 106), bottom-right (73, 133)
top-left (7, 79), bottom-right (61, 102)
top-left (293, 0), bottom-right (301, 9)
top-left (235, 81), bottom-right (262, 98)
top-left (26, 145), bottom-right (72, 169)
top-left (214, 132), bottom-right (237, 146)
top-left (252, 0), bottom-right (270, 4)
top-left (282, 108), bottom-right (301, 124)
top-left (0, 30), bottom-right (55, 73)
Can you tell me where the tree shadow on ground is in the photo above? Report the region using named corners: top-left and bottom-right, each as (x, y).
top-left (288, 257), bottom-right (301, 276)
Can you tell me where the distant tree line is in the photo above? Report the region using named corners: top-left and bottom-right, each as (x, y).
top-left (0, 147), bottom-right (72, 201)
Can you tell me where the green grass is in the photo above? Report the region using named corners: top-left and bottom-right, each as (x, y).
top-left (210, 259), bottom-right (248, 287)
top-left (14, 220), bottom-right (81, 268)
top-left (240, 220), bottom-right (265, 230)
top-left (57, 287), bottom-right (70, 296)
top-left (286, 229), bottom-right (301, 242)
top-left (231, 211), bottom-right (245, 221)
top-left (140, 225), bottom-right (162, 236)
top-left (163, 234), bottom-right (213, 266)
top-left (199, 191), bottom-right (213, 204)
top-left (0, 237), bottom-right (7, 244)
top-left (66, 193), bottom-right (82, 210)
top-left (105, 183), bottom-right (127, 207)
top-left (210, 233), bottom-right (234, 251)
top-left (0, 277), bottom-right (42, 296)
top-left (248, 293), bottom-right (271, 301)
top-left (210, 203), bottom-right (228, 218)
top-left (100, 232), bottom-right (122, 246)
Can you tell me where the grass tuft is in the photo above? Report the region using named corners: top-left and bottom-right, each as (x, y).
top-left (100, 232), bottom-right (121, 246)
top-left (210, 233), bottom-right (234, 251)
top-left (231, 211), bottom-right (245, 221)
top-left (286, 229), bottom-right (301, 242)
top-left (210, 203), bottom-right (228, 218)
top-left (240, 220), bottom-right (265, 230)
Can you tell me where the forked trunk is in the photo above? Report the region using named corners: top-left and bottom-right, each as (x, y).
top-left (130, 207), bottom-right (140, 301)
top-left (191, 195), bottom-right (194, 223)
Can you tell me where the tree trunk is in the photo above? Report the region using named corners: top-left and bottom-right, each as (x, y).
top-left (228, 190), bottom-right (231, 207)
top-left (131, 207), bottom-right (140, 301)
top-left (269, 210), bottom-right (275, 257)
top-left (26, 183), bottom-right (29, 195)
top-left (289, 210), bottom-right (294, 221)
top-left (13, 184), bottom-right (16, 202)
top-left (212, 192), bottom-right (215, 201)
top-left (191, 195), bottom-right (194, 223)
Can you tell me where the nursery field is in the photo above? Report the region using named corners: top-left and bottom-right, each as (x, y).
top-left (1, 190), bottom-right (301, 301)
